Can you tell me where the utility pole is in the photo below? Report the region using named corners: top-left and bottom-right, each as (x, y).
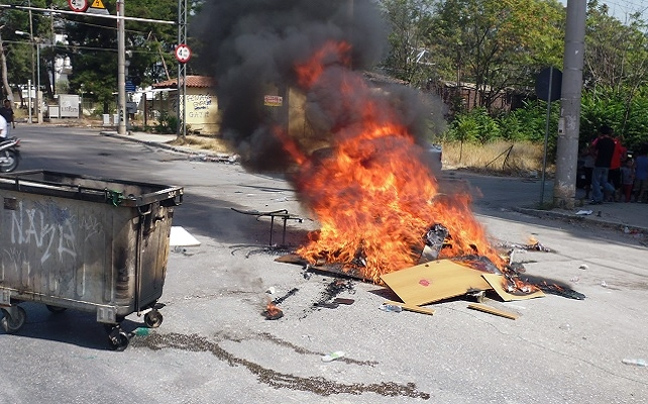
top-left (50, 1), bottom-right (55, 97)
top-left (117, 0), bottom-right (127, 135)
top-left (28, 0), bottom-right (35, 124)
top-left (553, 0), bottom-right (587, 209)
top-left (177, 0), bottom-right (187, 138)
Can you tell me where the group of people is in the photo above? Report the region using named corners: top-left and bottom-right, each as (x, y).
top-left (582, 125), bottom-right (648, 204)
top-left (0, 99), bottom-right (16, 139)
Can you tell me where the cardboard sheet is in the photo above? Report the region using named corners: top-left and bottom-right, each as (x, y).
top-left (380, 260), bottom-right (492, 306)
top-left (482, 273), bottom-right (545, 301)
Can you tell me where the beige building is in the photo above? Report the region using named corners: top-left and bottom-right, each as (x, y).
top-left (152, 75), bottom-right (219, 134)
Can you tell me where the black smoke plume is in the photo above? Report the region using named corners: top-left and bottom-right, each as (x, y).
top-left (193, 0), bottom-right (441, 172)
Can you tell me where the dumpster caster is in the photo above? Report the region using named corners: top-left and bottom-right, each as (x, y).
top-left (1, 306), bottom-right (27, 333)
top-left (108, 326), bottom-right (130, 351)
top-left (46, 305), bottom-right (67, 314)
top-left (144, 310), bottom-right (163, 328)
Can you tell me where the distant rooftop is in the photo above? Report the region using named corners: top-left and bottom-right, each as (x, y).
top-left (153, 75), bottom-right (216, 89)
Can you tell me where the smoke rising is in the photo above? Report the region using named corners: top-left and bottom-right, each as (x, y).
top-left (193, 0), bottom-right (442, 172)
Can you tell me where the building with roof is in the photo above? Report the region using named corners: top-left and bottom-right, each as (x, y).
top-left (152, 75), bottom-right (219, 134)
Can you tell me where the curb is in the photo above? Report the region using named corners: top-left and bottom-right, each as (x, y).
top-left (100, 131), bottom-right (240, 163)
top-left (514, 206), bottom-right (648, 236)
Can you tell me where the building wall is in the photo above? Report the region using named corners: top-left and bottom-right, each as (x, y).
top-left (183, 88), bottom-right (219, 134)
top-left (154, 87), bottom-right (220, 134)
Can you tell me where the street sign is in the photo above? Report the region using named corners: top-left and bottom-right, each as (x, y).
top-left (175, 44), bottom-right (192, 64)
top-left (535, 67), bottom-right (562, 102)
top-left (125, 80), bottom-right (136, 93)
top-left (126, 101), bottom-right (138, 114)
top-left (68, 0), bottom-right (89, 12)
top-left (87, 0), bottom-right (109, 15)
top-left (264, 95), bottom-right (283, 107)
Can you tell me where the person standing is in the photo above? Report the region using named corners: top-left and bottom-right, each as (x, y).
top-left (608, 133), bottom-right (627, 201)
top-left (620, 158), bottom-right (635, 202)
top-left (633, 145), bottom-right (648, 203)
top-left (0, 99), bottom-right (15, 137)
top-left (589, 125), bottom-right (616, 204)
top-left (580, 145), bottom-right (595, 199)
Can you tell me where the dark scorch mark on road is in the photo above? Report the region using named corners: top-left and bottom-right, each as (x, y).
top-left (130, 332), bottom-right (430, 399)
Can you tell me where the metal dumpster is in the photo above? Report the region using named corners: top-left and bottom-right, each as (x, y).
top-left (0, 170), bottom-right (183, 350)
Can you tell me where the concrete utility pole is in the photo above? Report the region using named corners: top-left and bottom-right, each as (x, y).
top-left (117, 0), bottom-right (126, 135)
top-left (177, 0), bottom-right (187, 138)
top-left (553, 0), bottom-right (587, 208)
top-left (28, 1), bottom-right (35, 124)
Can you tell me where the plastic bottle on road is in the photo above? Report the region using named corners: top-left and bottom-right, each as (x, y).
top-left (622, 358), bottom-right (647, 367)
top-left (379, 304), bottom-right (403, 313)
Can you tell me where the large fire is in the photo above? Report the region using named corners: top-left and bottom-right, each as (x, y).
top-left (280, 41), bottom-right (506, 283)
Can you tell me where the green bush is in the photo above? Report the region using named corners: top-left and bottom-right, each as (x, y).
top-left (155, 112), bottom-right (179, 134)
top-left (441, 87), bottom-right (648, 160)
top-left (444, 107), bottom-right (500, 143)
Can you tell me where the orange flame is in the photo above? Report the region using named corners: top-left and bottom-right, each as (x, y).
top-left (283, 41), bottom-right (506, 283)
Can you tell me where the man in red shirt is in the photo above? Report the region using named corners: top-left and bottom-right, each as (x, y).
top-left (608, 133), bottom-right (627, 201)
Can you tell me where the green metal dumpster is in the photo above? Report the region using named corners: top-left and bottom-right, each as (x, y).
top-left (0, 170), bottom-right (183, 350)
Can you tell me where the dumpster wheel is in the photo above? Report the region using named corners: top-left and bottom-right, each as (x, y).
top-left (1, 306), bottom-right (27, 333)
top-left (108, 326), bottom-right (130, 351)
top-left (144, 310), bottom-right (163, 328)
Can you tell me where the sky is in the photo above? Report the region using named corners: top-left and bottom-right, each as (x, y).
top-left (559, 0), bottom-right (648, 24)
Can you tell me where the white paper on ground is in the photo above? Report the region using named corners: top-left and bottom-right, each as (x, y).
top-left (170, 226), bottom-right (201, 247)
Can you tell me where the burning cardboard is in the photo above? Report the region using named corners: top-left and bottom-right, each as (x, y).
top-left (263, 302), bottom-right (284, 320)
top-left (482, 274), bottom-right (545, 302)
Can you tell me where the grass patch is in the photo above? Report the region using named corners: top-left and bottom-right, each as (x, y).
top-left (168, 135), bottom-right (234, 154)
top-left (442, 141), bottom-right (550, 176)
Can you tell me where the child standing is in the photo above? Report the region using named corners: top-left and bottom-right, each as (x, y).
top-left (633, 145), bottom-right (648, 203)
top-left (620, 158), bottom-right (634, 202)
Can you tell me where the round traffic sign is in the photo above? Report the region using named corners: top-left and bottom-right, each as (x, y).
top-left (175, 44), bottom-right (192, 64)
top-left (68, 0), bottom-right (89, 12)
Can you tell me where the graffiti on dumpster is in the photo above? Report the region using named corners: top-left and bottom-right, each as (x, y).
top-left (7, 202), bottom-right (104, 264)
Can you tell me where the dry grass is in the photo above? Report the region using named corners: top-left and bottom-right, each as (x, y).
top-left (167, 136), bottom-right (548, 177)
top-left (168, 135), bottom-right (235, 154)
top-left (442, 141), bottom-right (551, 176)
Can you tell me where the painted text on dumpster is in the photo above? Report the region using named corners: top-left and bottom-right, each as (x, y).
top-left (10, 202), bottom-right (79, 264)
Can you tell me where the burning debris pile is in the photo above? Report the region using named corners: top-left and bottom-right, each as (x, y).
top-left (196, 1), bottom-right (583, 311)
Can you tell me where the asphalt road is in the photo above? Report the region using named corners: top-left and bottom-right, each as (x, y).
top-left (1, 126), bottom-right (647, 404)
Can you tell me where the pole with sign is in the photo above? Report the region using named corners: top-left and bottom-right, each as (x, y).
top-left (175, 44), bottom-right (192, 64)
top-left (68, 0), bottom-right (89, 12)
top-left (535, 66), bottom-right (563, 206)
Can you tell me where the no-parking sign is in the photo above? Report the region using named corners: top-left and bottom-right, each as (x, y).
top-left (68, 0), bottom-right (89, 12)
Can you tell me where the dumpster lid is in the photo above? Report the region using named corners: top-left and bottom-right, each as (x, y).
top-left (0, 170), bottom-right (183, 207)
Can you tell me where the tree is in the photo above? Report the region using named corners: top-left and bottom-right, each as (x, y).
top-left (426, 0), bottom-right (565, 111)
top-left (379, 0), bottom-right (439, 86)
top-left (584, 0), bottom-right (648, 91)
top-left (0, 0), bottom-right (52, 102)
top-left (583, 0), bottom-right (648, 135)
top-left (62, 0), bottom-right (183, 111)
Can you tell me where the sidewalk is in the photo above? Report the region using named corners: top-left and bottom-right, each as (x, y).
top-left (100, 130), bottom-right (648, 238)
top-left (100, 130), bottom-right (238, 163)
